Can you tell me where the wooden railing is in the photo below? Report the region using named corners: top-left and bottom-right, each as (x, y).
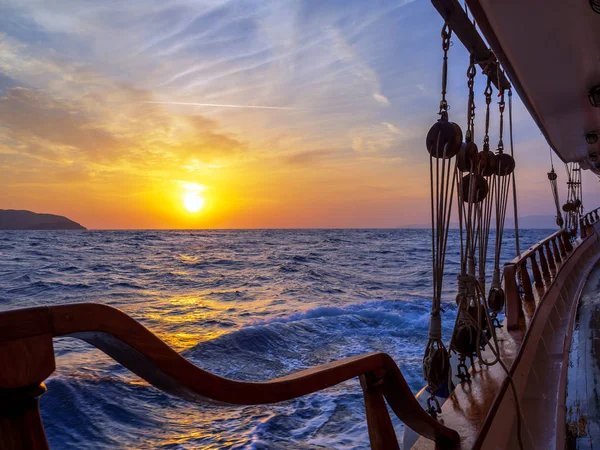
top-left (0, 303), bottom-right (459, 450)
top-left (480, 219), bottom-right (600, 449)
top-left (581, 207), bottom-right (600, 237)
top-left (503, 229), bottom-right (574, 329)
top-left (503, 207), bottom-right (600, 330)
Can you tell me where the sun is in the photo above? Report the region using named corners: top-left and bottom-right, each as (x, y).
top-left (183, 191), bottom-right (205, 213)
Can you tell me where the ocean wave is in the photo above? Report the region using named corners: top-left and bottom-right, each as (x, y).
top-left (7, 280), bottom-right (53, 296)
top-left (0, 228), bottom-right (552, 449)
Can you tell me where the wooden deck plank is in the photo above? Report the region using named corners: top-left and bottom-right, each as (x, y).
top-left (566, 261), bottom-right (600, 449)
top-left (412, 233), bottom-right (600, 449)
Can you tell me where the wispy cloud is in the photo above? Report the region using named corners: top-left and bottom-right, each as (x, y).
top-left (0, 0), bottom-right (563, 228)
top-left (144, 101), bottom-right (296, 110)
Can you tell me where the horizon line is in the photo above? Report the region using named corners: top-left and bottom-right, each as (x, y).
top-left (4, 226), bottom-right (558, 231)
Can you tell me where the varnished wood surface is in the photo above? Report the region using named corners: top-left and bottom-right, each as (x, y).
top-left (360, 372), bottom-right (400, 450)
top-left (0, 335), bottom-right (54, 389)
top-left (413, 226), bottom-right (600, 449)
top-left (566, 260), bottom-right (600, 449)
top-left (0, 384), bottom-right (50, 450)
top-left (0, 303), bottom-right (459, 447)
top-left (504, 229), bottom-right (572, 329)
top-left (412, 317), bottom-right (524, 450)
top-left (430, 0), bottom-right (510, 91)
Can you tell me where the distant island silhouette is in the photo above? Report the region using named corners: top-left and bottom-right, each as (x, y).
top-left (0, 210), bottom-right (86, 230)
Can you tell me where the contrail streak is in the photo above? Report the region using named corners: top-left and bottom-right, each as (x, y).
top-left (145, 101), bottom-right (295, 110)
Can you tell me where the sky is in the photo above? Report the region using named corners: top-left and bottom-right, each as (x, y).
top-left (0, 0), bottom-right (597, 229)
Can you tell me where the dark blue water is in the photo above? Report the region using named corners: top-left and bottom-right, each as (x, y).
top-left (0, 229), bottom-right (552, 449)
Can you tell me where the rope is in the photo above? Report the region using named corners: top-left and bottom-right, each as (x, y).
top-left (493, 89), bottom-right (509, 283)
top-left (472, 278), bottom-right (525, 450)
top-left (493, 162), bottom-right (511, 280)
top-left (508, 90), bottom-right (521, 256)
top-left (563, 163), bottom-right (583, 234)
top-left (430, 38), bottom-right (525, 450)
top-left (423, 24), bottom-right (459, 416)
top-left (428, 313), bottom-right (443, 341)
top-left (477, 77), bottom-right (495, 293)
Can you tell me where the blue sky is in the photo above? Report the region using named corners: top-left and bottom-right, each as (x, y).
top-left (0, 0), bottom-right (596, 228)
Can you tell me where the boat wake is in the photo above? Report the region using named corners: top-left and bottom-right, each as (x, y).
top-left (44, 299), bottom-right (454, 449)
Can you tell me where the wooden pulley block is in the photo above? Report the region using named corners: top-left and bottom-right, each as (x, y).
top-left (422, 346), bottom-right (450, 388)
top-left (453, 321), bottom-right (478, 356)
top-left (476, 151), bottom-right (497, 176)
top-left (461, 173), bottom-right (488, 203)
top-left (457, 141), bottom-right (478, 172)
top-left (426, 120), bottom-right (462, 159)
top-left (468, 304), bottom-right (489, 330)
top-left (467, 304), bottom-right (478, 322)
top-left (488, 287), bottom-right (505, 313)
top-left (573, 199), bottom-right (582, 209)
top-left (547, 171), bottom-right (557, 181)
top-left (562, 201), bottom-right (574, 212)
top-left (495, 153), bottom-right (515, 176)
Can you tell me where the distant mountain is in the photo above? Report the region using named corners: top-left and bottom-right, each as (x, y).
top-left (0, 210), bottom-right (86, 230)
top-left (506, 215), bottom-right (561, 229)
top-left (405, 215), bottom-right (560, 229)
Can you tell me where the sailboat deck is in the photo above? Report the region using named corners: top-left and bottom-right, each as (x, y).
top-left (412, 227), bottom-right (600, 449)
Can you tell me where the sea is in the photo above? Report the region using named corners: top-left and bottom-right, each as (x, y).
top-left (0, 229), bottom-right (552, 449)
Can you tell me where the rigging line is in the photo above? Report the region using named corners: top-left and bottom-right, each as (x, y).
top-left (508, 90), bottom-right (521, 256)
top-left (429, 152), bottom-right (435, 310)
top-left (478, 77), bottom-right (495, 292)
top-left (455, 171), bottom-right (469, 275)
top-left (441, 162), bottom-right (457, 293)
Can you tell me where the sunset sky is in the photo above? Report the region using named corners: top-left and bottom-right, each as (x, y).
top-left (0, 0), bottom-right (597, 229)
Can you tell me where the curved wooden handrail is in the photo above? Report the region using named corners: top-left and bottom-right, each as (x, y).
top-left (0, 303), bottom-right (459, 449)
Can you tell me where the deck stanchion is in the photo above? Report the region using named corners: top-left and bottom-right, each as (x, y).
top-left (545, 241), bottom-right (556, 273)
top-left (0, 334), bottom-right (55, 450)
top-left (0, 383), bottom-right (49, 450)
top-left (518, 261), bottom-right (535, 304)
top-left (529, 256), bottom-right (543, 287)
top-left (538, 247), bottom-right (550, 280)
top-left (557, 235), bottom-right (567, 258)
top-left (551, 238), bottom-right (562, 264)
top-left (360, 372), bottom-right (400, 450)
top-left (503, 263), bottom-right (523, 329)
top-left (561, 230), bottom-right (573, 253)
